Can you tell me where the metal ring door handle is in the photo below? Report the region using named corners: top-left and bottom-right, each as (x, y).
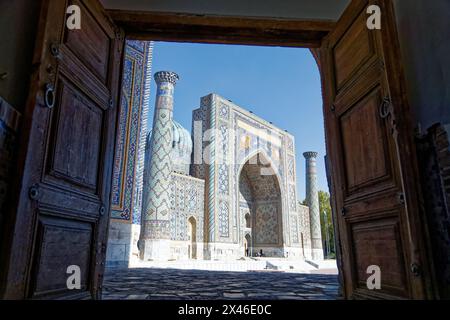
top-left (379, 96), bottom-right (391, 119)
top-left (44, 83), bottom-right (55, 109)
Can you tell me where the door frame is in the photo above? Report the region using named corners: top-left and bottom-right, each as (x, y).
top-left (107, 10), bottom-right (335, 48)
top-left (188, 216), bottom-right (197, 260)
top-left (0, 0), bottom-right (435, 300)
top-left (106, 0), bottom-right (433, 299)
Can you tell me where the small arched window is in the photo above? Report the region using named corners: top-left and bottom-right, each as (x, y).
top-left (245, 213), bottom-right (251, 228)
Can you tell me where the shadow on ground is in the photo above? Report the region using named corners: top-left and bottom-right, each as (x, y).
top-left (103, 268), bottom-right (339, 300)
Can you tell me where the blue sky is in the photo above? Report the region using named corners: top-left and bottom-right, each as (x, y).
top-left (148, 41), bottom-right (328, 199)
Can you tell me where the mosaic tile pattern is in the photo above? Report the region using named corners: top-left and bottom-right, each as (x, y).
top-left (219, 102), bottom-right (230, 120)
top-left (291, 215), bottom-right (299, 244)
top-left (169, 173), bottom-right (205, 242)
top-left (143, 107), bottom-right (173, 219)
top-left (287, 136), bottom-right (294, 154)
top-left (133, 42), bottom-right (154, 225)
top-left (191, 104), bottom-right (208, 180)
top-left (304, 152), bottom-right (322, 255)
top-left (288, 155), bottom-right (295, 182)
top-left (239, 172), bottom-right (253, 204)
top-left (138, 90), bottom-right (316, 259)
top-left (298, 204), bottom-right (312, 251)
top-left (289, 184), bottom-right (297, 211)
top-left (218, 201), bottom-right (230, 238)
top-left (142, 220), bottom-right (171, 240)
top-left (171, 121), bottom-right (193, 175)
top-left (140, 72), bottom-right (179, 242)
top-left (111, 41), bottom-right (153, 221)
top-left (189, 94), bottom-right (315, 256)
top-left (207, 95), bottom-right (217, 242)
top-left (255, 203), bottom-right (280, 245)
top-left (218, 164), bottom-right (229, 195)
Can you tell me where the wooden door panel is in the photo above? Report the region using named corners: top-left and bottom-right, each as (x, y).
top-left (64, 0), bottom-right (111, 83)
top-left (38, 185), bottom-right (102, 218)
top-left (343, 190), bottom-right (402, 216)
top-left (58, 46), bottom-right (111, 107)
top-left (333, 10), bottom-right (377, 90)
top-left (351, 217), bottom-right (408, 297)
top-left (341, 89), bottom-right (387, 189)
top-left (2, 0), bottom-right (123, 299)
top-left (345, 190), bottom-right (409, 297)
top-left (30, 215), bottom-right (93, 299)
top-left (49, 76), bottom-right (103, 191)
top-left (321, 0), bottom-right (430, 299)
top-left (339, 85), bottom-right (397, 197)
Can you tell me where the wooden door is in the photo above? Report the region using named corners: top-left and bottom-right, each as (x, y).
top-left (2, 0), bottom-right (123, 299)
top-left (320, 0), bottom-right (432, 299)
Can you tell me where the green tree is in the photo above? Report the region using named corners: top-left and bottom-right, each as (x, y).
top-left (318, 191), bottom-right (335, 258)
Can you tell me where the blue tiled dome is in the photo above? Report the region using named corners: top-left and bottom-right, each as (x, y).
top-left (146, 120), bottom-right (192, 175)
top-left (171, 120), bottom-right (193, 174)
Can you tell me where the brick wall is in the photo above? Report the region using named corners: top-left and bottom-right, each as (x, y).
top-left (417, 124), bottom-right (450, 299)
top-left (0, 97), bottom-right (20, 228)
top-left (435, 126), bottom-right (450, 209)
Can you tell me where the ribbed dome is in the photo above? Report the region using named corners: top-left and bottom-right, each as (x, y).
top-left (171, 120), bottom-right (193, 174)
top-left (146, 120), bottom-right (193, 175)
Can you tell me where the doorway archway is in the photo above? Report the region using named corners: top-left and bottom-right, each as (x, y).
top-left (244, 213), bottom-right (251, 229)
top-left (188, 216), bottom-right (197, 260)
top-left (238, 152), bottom-right (283, 257)
top-left (244, 233), bottom-right (252, 257)
top-left (4, 0), bottom-right (435, 300)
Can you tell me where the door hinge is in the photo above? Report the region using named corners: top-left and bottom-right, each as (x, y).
top-left (29, 184), bottom-right (40, 200)
top-left (411, 263), bottom-right (422, 277)
top-left (50, 43), bottom-right (62, 60)
top-left (398, 192), bottom-right (405, 205)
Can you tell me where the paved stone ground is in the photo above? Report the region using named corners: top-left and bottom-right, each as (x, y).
top-left (102, 268), bottom-right (340, 300)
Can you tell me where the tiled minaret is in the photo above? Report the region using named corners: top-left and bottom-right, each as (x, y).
top-left (139, 71), bottom-right (179, 261)
top-left (303, 151), bottom-right (324, 260)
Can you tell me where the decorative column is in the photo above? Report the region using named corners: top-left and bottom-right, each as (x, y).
top-left (303, 151), bottom-right (324, 261)
top-left (139, 71), bottom-right (179, 261)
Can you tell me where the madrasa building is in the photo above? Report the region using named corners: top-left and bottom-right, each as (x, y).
top-left (136, 70), bottom-right (324, 262)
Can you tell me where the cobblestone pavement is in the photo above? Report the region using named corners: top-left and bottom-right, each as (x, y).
top-left (102, 268), bottom-right (340, 300)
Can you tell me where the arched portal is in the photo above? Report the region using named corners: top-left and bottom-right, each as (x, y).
top-left (238, 152), bottom-right (283, 257)
top-left (188, 217), bottom-right (197, 259)
top-left (244, 233), bottom-right (252, 257)
top-left (245, 213), bottom-right (251, 228)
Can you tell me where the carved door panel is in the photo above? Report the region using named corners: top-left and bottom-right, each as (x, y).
top-left (3, 0), bottom-right (123, 299)
top-left (320, 0), bottom-right (431, 299)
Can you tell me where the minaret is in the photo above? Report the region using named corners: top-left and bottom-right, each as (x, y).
top-left (303, 151), bottom-right (324, 261)
top-left (139, 71), bottom-right (179, 261)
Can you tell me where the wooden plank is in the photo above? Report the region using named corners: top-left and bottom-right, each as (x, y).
top-left (107, 10), bottom-right (335, 48)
